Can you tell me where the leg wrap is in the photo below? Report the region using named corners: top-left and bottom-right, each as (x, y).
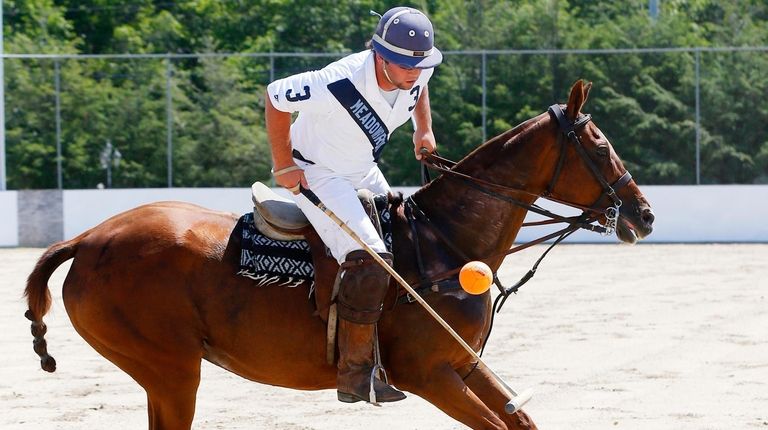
top-left (336, 250), bottom-right (393, 324)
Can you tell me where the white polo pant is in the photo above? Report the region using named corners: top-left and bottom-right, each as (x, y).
top-left (291, 161), bottom-right (391, 264)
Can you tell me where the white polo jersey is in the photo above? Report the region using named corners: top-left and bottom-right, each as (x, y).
top-left (267, 50), bottom-right (434, 175)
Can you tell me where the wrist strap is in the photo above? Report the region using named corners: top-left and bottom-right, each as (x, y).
top-left (271, 165), bottom-right (302, 177)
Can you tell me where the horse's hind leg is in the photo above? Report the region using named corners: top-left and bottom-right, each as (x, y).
top-left (74, 330), bottom-right (201, 430)
top-left (143, 364), bottom-right (200, 430)
top-left (105, 347), bottom-right (200, 429)
top-left (462, 365), bottom-right (537, 430)
top-left (403, 363), bottom-right (509, 430)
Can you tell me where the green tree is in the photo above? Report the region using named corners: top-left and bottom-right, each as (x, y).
top-left (4, 0), bottom-right (767, 188)
top-left (173, 55), bottom-right (270, 187)
top-left (5, 0), bottom-right (78, 188)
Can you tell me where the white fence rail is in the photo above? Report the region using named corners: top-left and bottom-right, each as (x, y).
top-left (2, 185), bottom-right (767, 247)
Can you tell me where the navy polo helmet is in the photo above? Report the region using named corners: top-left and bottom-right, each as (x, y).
top-left (371, 7), bottom-right (443, 69)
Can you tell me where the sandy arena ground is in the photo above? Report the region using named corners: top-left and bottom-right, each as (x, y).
top-left (2, 244), bottom-right (767, 429)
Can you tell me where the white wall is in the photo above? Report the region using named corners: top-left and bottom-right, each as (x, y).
top-left (63, 188), bottom-right (255, 239)
top-left (2, 185), bottom-right (767, 244)
top-left (515, 185), bottom-right (768, 243)
top-left (399, 185), bottom-right (768, 243)
top-left (0, 191), bottom-right (18, 247)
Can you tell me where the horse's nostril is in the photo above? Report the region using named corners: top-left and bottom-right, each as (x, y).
top-left (642, 208), bottom-right (655, 226)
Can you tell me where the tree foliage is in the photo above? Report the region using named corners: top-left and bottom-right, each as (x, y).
top-left (4, 0), bottom-right (767, 188)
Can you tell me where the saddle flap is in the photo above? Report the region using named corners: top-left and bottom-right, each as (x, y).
top-left (251, 182), bottom-right (310, 231)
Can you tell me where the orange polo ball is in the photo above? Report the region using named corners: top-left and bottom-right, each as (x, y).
top-left (459, 261), bottom-right (493, 295)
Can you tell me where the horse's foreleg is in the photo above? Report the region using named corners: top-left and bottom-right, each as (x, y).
top-left (462, 365), bottom-right (538, 430)
top-left (403, 363), bottom-right (509, 430)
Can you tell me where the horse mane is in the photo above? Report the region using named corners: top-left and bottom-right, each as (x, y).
top-left (428, 110), bottom-right (549, 178)
top-left (473, 112), bottom-right (548, 157)
top-left (389, 192), bottom-right (404, 210)
top-left (409, 110), bottom-right (550, 207)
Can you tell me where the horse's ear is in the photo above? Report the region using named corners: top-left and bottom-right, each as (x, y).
top-left (565, 80), bottom-right (592, 120)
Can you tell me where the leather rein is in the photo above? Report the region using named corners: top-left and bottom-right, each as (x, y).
top-left (400, 105), bottom-right (634, 311)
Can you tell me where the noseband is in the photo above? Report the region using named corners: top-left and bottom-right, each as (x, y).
top-left (546, 104), bottom-right (633, 236)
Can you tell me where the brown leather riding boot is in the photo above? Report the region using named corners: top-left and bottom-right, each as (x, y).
top-left (336, 250), bottom-right (405, 404)
top-left (336, 319), bottom-right (405, 403)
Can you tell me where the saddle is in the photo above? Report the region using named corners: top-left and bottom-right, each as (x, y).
top-left (250, 182), bottom-right (386, 244)
top-left (250, 182), bottom-right (310, 241)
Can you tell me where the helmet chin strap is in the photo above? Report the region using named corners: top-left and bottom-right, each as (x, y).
top-left (381, 60), bottom-right (396, 87)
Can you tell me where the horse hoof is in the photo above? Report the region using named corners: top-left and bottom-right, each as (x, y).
top-left (41, 355), bottom-right (57, 373)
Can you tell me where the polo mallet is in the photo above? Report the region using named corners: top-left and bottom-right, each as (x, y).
top-left (299, 186), bottom-right (533, 414)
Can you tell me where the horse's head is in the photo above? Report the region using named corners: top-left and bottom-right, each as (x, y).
top-left (542, 80), bottom-right (654, 243)
top-left (417, 80), bottom-right (654, 251)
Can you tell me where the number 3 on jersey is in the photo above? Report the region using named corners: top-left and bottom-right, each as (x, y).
top-left (408, 85), bottom-right (420, 112)
top-left (286, 85), bottom-right (311, 102)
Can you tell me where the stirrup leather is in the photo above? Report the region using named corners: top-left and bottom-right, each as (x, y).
top-left (369, 323), bottom-right (387, 405)
top-left (368, 364), bottom-right (388, 406)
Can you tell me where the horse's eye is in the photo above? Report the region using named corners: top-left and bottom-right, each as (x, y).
top-left (596, 146), bottom-right (609, 157)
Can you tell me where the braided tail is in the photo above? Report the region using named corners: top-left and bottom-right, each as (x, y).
top-left (23, 236), bottom-right (80, 372)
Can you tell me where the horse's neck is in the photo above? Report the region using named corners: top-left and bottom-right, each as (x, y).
top-left (414, 173), bottom-right (534, 269)
top-left (412, 117), bottom-right (551, 269)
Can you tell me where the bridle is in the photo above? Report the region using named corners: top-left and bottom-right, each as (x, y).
top-left (402, 104), bottom-right (634, 307)
top-left (545, 104), bottom-right (633, 236)
top-left (396, 104), bottom-right (635, 374)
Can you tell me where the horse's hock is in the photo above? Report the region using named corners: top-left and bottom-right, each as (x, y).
top-left (17, 190), bottom-right (64, 247)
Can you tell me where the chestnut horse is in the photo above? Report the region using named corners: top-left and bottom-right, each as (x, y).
top-left (25, 81), bottom-right (653, 430)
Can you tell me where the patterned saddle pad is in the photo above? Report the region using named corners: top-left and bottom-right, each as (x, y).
top-left (235, 195), bottom-right (392, 288)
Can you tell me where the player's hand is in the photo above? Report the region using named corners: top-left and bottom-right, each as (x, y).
top-left (271, 164), bottom-right (308, 194)
top-left (413, 128), bottom-right (436, 160)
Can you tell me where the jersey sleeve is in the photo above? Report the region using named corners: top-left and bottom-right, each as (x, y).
top-left (266, 69), bottom-right (335, 114)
